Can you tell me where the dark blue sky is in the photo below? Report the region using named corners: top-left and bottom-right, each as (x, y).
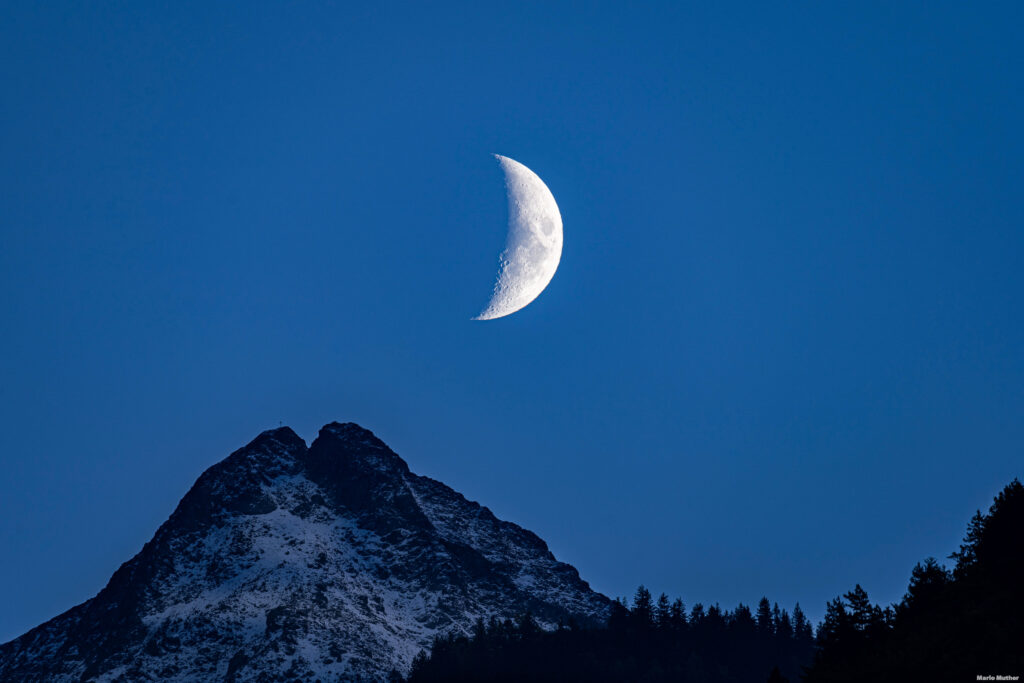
top-left (2, 2), bottom-right (1022, 641)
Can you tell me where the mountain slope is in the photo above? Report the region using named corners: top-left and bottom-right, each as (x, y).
top-left (0, 422), bottom-right (609, 682)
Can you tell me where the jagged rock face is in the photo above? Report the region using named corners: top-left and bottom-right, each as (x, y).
top-left (0, 423), bottom-right (610, 682)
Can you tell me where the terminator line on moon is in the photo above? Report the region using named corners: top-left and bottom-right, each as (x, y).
top-left (474, 155), bottom-right (564, 320)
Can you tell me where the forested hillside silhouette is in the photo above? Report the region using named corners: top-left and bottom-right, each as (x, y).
top-left (401, 478), bottom-right (1023, 682)
top-left (805, 478), bottom-right (1024, 682)
top-left (403, 589), bottom-right (813, 682)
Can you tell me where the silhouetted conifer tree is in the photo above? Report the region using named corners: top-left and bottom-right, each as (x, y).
top-left (776, 608), bottom-right (793, 641)
top-left (756, 597), bottom-right (773, 636)
top-left (732, 603), bottom-right (756, 632)
top-left (669, 597), bottom-right (687, 630)
top-left (895, 558), bottom-right (948, 620)
top-left (632, 585), bottom-right (654, 628)
top-left (690, 602), bottom-right (705, 624)
top-left (656, 592), bottom-right (671, 628)
top-left (791, 603), bottom-right (813, 644)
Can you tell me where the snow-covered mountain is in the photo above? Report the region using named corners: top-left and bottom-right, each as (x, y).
top-left (0, 422), bottom-right (610, 682)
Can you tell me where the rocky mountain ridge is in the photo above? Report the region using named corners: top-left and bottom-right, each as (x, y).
top-left (0, 422), bottom-right (609, 682)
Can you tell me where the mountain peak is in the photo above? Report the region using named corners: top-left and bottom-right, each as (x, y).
top-left (253, 425), bottom-right (305, 447)
top-left (317, 421), bottom-right (390, 449)
top-left (308, 421), bottom-right (409, 476)
top-left (0, 422), bottom-right (610, 682)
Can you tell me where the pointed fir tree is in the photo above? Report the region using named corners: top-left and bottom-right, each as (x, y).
top-left (706, 603), bottom-right (726, 630)
top-left (897, 557), bottom-right (950, 619)
top-left (731, 602), bottom-right (757, 641)
top-left (843, 584), bottom-right (886, 637)
top-left (632, 585), bottom-right (655, 629)
top-left (816, 597), bottom-right (850, 649)
top-left (669, 597), bottom-right (688, 630)
top-left (655, 593), bottom-right (671, 629)
top-left (791, 603), bottom-right (813, 644)
top-left (756, 597), bottom-right (774, 637)
top-left (777, 608), bottom-right (793, 641)
top-left (951, 478), bottom-right (1024, 584)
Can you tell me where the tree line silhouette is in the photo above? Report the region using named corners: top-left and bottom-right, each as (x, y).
top-left (399, 478), bottom-right (1023, 682)
top-left (402, 589), bottom-right (813, 682)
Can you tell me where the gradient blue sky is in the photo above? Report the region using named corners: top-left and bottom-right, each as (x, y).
top-left (2, 1), bottom-right (1022, 641)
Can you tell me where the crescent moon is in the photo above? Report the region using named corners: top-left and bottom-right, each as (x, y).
top-left (474, 155), bottom-right (564, 321)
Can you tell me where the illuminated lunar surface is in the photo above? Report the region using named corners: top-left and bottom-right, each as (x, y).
top-left (474, 155), bottom-right (563, 321)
